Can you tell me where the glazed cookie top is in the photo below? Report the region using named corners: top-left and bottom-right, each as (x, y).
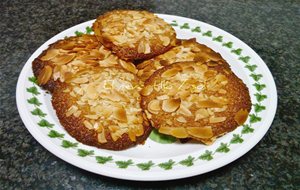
top-left (33, 34), bottom-right (137, 90)
top-left (92, 10), bottom-right (177, 60)
top-left (59, 67), bottom-right (147, 144)
top-left (141, 61), bottom-right (251, 144)
top-left (137, 39), bottom-right (228, 81)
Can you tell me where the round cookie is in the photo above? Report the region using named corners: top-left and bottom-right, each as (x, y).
top-left (141, 61), bottom-right (251, 144)
top-left (33, 34), bottom-right (137, 92)
top-left (92, 10), bottom-right (177, 61)
top-left (52, 67), bottom-right (151, 150)
top-left (137, 38), bottom-right (230, 81)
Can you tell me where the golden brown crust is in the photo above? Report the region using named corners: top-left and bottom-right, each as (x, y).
top-left (141, 61), bottom-right (251, 144)
top-left (32, 34), bottom-right (137, 93)
top-left (92, 10), bottom-right (177, 61)
top-left (52, 67), bottom-right (151, 150)
top-left (137, 38), bottom-right (230, 81)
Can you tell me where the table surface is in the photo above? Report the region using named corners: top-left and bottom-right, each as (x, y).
top-left (1, 0), bottom-right (299, 189)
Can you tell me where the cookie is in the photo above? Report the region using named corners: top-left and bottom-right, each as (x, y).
top-left (141, 61), bottom-right (251, 144)
top-left (92, 10), bottom-right (176, 61)
top-left (137, 38), bottom-right (229, 81)
top-left (52, 67), bottom-right (151, 150)
top-left (32, 34), bottom-right (137, 92)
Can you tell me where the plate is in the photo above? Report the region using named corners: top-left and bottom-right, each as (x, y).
top-left (16, 14), bottom-right (277, 181)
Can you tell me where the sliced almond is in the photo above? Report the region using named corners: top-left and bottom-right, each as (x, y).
top-left (161, 68), bottom-right (181, 78)
top-left (210, 96), bottom-right (228, 105)
top-left (176, 116), bottom-right (187, 123)
top-left (204, 70), bottom-right (217, 79)
top-left (97, 132), bottom-right (107, 143)
top-left (128, 130), bottom-right (136, 142)
top-left (86, 85), bottom-right (98, 100)
top-left (159, 35), bottom-right (170, 46)
top-left (170, 127), bottom-right (188, 138)
top-left (119, 60), bottom-right (137, 74)
top-left (134, 125), bottom-right (144, 136)
top-left (83, 120), bottom-right (93, 130)
top-left (159, 126), bottom-right (172, 135)
top-left (234, 109), bottom-right (249, 125)
top-left (197, 100), bottom-right (223, 108)
top-left (109, 125), bottom-right (119, 133)
top-left (177, 104), bottom-right (193, 116)
top-left (66, 105), bottom-right (78, 117)
top-left (141, 85), bottom-right (153, 96)
top-left (52, 53), bottom-right (75, 65)
top-left (218, 89), bottom-right (227, 94)
top-left (40, 49), bottom-right (59, 61)
top-left (187, 126), bottom-right (213, 139)
top-left (148, 99), bottom-right (161, 114)
top-left (156, 95), bottom-right (169, 100)
top-left (209, 117), bottom-right (226, 123)
top-left (71, 77), bottom-right (89, 84)
top-left (84, 115), bottom-right (99, 120)
top-left (195, 109), bottom-right (210, 121)
top-left (37, 65), bottom-right (53, 85)
top-left (162, 98), bottom-right (181, 113)
top-left (113, 108), bottom-right (128, 122)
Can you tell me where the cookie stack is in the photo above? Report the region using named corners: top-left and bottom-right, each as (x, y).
top-left (32, 10), bottom-right (251, 150)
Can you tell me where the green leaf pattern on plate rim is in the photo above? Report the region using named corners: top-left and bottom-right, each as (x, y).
top-left (26, 21), bottom-right (267, 171)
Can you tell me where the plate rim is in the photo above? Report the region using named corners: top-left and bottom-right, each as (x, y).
top-left (16, 14), bottom-right (277, 181)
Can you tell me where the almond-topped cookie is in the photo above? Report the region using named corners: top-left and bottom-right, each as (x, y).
top-left (92, 10), bottom-right (177, 61)
top-left (52, 67), bottom-right (151, 150)
top-left (137, 38), bottom-right (229, 81)
top-left (141, 61), bottom-right (251, 144)
top-left (32, 34), bottom-right (137, 92)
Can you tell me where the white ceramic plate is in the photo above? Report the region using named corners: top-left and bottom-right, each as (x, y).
top-left (16, 14), bottom-right (277, 181)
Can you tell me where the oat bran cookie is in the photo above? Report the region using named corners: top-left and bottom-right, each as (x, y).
top-left (141, 61), bottom-right (251, 144)
top-left (92, 10), bottom-right (176, 61)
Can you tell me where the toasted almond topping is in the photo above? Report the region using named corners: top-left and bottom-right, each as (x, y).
top-left (234, 109), bottom-right (249, 125)
top-left (119, 60), bottom-right (137, 74)
top-left (37, 65), bottom-right (53, 85)
top-left (170, 127), bottom-right (189, 138)
top-left (218, 89), bottom-right (227, 94)
top-left (52, 53), bottom-right (75, 65)
top-left (134, 125), bottom-right (144, 136)
top-left (161, 68), bottom-right (181, 78)
top-left (108, 125), bottom-right (119, 133)
top-left (83, 120), bottom-right (94, 130)
top-left (162, 98), bottom-right (181, 113)
top-left (176, 116), bottom-right (187, 123)
top-left (73, 110), bottom-right (81, 117)
top-left (128, 130), bottom-right (136, 142)
top-left (84, 115), bottom-right (99, 120)
top-left (156, 95), bottom-right (169, 100)
top-left (197, 100), bottom-right (223, 108)
top-left (195, 109), bottom-right (210, 121)
top-left (210, 96), bottom-right (228, 105)
top-left (66, 105), bottom-right (78, 117)
top-left (159, 126), bottom-right (172, 135)
top-left (187, 126), bottom-right (213, 139)
top-left (159, 35), bottom-right (170, 46)
top-left (209, 117), bottom-right (226, 123)
top-left (113, 108), bottom-right (128, 122)
top-left (141, 85), bottom-right (153, 96)
top-left (148, 99), bottom-right (161, 114)
top-left (97, 132), bottom-right (107, 143)
top-left (41, 49), bottom-right (60, 61)
top-left (86, 85), bottom-right (98, 99)
top-left (177, 104), bottom-right (193, 116)
top-left (213, 106), bottom-right (227, 112)
top-left (204, 70), bottom-right (217, 79)
top-left (144, 110), bottom-right (152, 119)
top-left (71, 77), bottom-right (89, 84)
